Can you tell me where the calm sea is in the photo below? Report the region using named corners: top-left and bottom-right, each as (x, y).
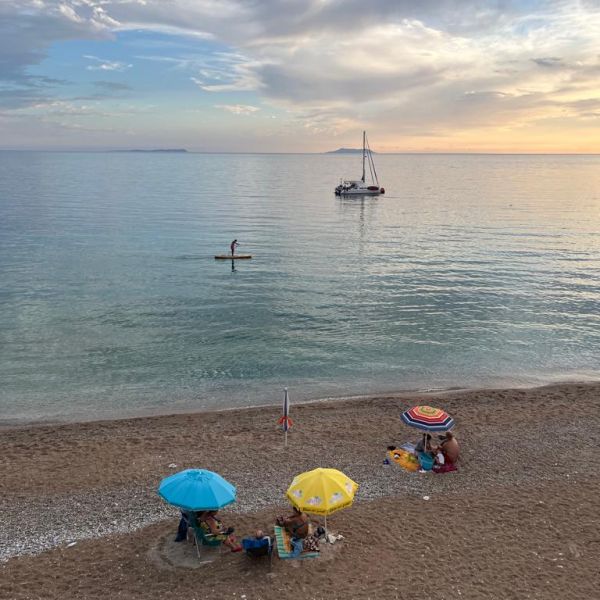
top-left (0, 151), bottom-right (599, 423)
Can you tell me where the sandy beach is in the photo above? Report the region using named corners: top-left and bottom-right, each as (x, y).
top-left (1, 382), bottom-right (600, 600)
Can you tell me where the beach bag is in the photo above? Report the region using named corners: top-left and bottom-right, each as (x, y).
top-left (418, 452), bottom-right (434, 471)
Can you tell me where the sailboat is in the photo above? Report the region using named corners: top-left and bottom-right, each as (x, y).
top-left (334, 131), bottom-right (385, 196)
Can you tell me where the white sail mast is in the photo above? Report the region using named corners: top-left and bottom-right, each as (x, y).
top-left (362, 130), bottom-right (366, 183)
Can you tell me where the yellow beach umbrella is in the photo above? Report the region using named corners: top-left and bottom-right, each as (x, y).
top-left (286, 468), bottom-right (358, 533)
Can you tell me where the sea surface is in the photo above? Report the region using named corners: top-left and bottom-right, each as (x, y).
top-left (0, 151), bottom-right (599, 423)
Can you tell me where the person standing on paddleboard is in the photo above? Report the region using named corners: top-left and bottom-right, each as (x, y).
top-left (230, 239), bottom-right (239, 256)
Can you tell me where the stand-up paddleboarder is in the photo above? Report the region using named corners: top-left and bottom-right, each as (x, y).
top-left (230, 239), bottom-right (239, 256)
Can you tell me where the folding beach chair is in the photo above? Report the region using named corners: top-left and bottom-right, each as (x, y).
top-left (242, 535), bottom-right (274, 567)
top-left (273, 526), bottom-right (319, 560)
top-left (186, 513), bottom-right (225, 559)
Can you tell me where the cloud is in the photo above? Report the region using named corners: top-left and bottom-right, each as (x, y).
top-left (187, 52), bottom-right (262, 92)
top-left (93, 80), bottom-right (132, 91)
top-left (214, 104), bottom-right (260, 115)
top-left (0, 1), bottom-right (112, 109)
top-left (532, 57), bottom-right (564, 69)
top-left (84, 55), bottom-right (132, 71)
top-left (1, 0), bottom-right (600, 149)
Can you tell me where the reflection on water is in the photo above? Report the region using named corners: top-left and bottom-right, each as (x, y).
top-left (0, 152), bottom-right (599, 422)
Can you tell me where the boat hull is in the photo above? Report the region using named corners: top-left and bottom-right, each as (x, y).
top-left (335, 187), bottom-right (383, 196)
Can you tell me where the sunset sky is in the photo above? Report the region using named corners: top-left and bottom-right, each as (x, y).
top-left (1, 0), bottom-right (599, 152)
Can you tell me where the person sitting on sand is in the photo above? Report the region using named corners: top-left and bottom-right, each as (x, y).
top-left (200, 510), bottom-right (242, 552)
top-left (289, 525), bottom-right (326, 558)
top-left (438, 431), bottom-right (459, 464)
top-left (242, 529), bottom-right (272, 557)
top-left (276, 506), bottom-right (309, 539)
top-left (414, 433), bottom-right (433, 456)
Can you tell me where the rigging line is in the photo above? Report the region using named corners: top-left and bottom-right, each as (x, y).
top-left (368, 153), bottom-right (376, 184)
top-left (365, 134), bottom-right (373, 181)
top-left (366, 134), bottom-right (379, 186)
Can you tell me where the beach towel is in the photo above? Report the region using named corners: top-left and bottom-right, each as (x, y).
top-left (273, 526), bottom-right (319, 560)
top-left (433, 462), bottom-right (458, 474)
top-left (387, 448), bottom-right (419, 472)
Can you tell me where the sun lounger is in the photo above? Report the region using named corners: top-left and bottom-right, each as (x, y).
top-left (273, 526), bottom-right (319, 560)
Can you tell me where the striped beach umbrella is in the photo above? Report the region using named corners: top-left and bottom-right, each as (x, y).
top-left (401, 405), bottom-right (454, 432)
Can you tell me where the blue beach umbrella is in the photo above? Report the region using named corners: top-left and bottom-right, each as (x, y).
top-left (158, 469), bottom-right (236, 511)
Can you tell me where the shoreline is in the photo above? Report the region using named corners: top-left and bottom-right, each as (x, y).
top-left (2, 375), bottom-right (598, 429)
top-left (2, 381), bottom-right (600, 598)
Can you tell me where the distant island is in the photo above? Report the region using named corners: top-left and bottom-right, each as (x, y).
top-left (113, 149), bottom-right (188, 153)
top-left (326, 148), bottom-right (377, 154)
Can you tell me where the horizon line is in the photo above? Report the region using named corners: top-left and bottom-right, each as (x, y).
top-left (1, 149), bottom-right (600, 156)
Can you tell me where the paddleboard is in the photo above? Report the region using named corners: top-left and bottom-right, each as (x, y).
top-left (215, 254), bottom-right (252, 260)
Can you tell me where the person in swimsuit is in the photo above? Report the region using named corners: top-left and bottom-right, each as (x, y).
top-left (414, 433), bottom-right (433, 456)
top-left (277, 506), bottom-right (309, 539)
top-left (200, 510), bottom-right (242, 552)
top-left (438, 431), bottom-right (460, 464)
top-left (230, 239), bottom-right (239, 256)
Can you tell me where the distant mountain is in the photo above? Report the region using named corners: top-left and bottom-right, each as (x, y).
top-left (114, 149), bottom-right (188, 153)
top-left (326, 148), bottom-right (377, 154)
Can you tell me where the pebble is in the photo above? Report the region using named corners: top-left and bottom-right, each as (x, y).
top-left (1, 421), bottom-right (594, 563)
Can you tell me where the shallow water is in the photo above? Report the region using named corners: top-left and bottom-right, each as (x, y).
top-left (0, 151), bottom-right (599, 422)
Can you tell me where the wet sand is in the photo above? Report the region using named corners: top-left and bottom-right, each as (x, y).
top-left (1, 382), bottom-right (599, 599)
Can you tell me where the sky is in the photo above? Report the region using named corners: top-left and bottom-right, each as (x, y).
top-left (1, 0), bottom-right (599, 152)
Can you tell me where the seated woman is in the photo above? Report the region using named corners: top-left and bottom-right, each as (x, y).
top-left (414, 433), bottom-right (434, 456)
top-left (276, 506), bottom-right (309, 539)
top-left (200, 510), bottom-right (242, 552)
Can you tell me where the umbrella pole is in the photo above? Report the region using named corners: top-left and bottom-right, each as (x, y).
top-left (284, 430), bottom-right (288, 447)
top-left (324, 514), bottom-right (327, 537)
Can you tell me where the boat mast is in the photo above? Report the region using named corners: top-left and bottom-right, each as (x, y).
top-left (362, 130), bottom-right (366, 183)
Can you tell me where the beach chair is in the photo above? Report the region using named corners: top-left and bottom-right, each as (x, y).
top-left (242, 535), bottom-right (274, 567)
top-left (186, 514), bottom-right (225, 558)
top-left (273, 525), bottom-right (319, 560)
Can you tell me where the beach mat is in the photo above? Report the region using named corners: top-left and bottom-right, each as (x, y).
top-left (387, 448), bottom-right (419, 472)
top-left (273, 526), bottom-right (319, 560)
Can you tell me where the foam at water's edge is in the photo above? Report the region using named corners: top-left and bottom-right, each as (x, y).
top-left (1, 376), bottom-right (598, 429)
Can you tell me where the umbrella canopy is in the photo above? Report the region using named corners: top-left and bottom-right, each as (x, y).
top-left (158, 469), bottom-right (236, 512)
top-left (401, 405), bottom-right (455, 432)
top-left (286, 468), bottom-right (358, 516)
